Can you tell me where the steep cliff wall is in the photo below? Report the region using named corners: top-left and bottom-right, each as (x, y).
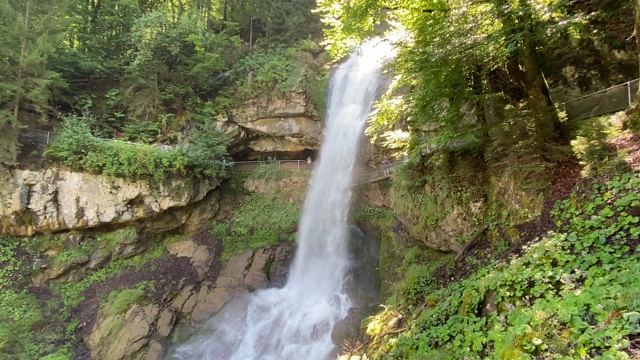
top-left (0, 167), bottom-right (219, 236)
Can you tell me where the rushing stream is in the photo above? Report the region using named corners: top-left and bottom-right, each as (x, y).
top-left (168, 39), bottom-right (394, 360)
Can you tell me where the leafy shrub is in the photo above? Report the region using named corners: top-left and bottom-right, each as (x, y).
top-left (231, 41), bottom-right (326, 100)
top-left (44, 116), bottom-right (229, 180)
top-left (185, 121), bottom-right (231, 177)
top-left (121, 121), bottom-right (161, 144)
top-left (0, 237), bottom-right (69, 360)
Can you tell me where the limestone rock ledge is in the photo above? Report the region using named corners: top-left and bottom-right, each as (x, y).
top-left (0, 167), bottom-right (219, 236)
top-left (215, 90), bottom-right (322, 157)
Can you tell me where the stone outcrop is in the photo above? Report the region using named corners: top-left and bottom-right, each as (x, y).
top-left (188, 246), bottom-right (290, 324)
top-left (80, 243), bottom-right (294, 360)
top-left (0, 167), bottom-right (218, 236)
top-left (215, 90), bottom-right (322, 158)
top-left (85, 301), bottom-right (167, 360)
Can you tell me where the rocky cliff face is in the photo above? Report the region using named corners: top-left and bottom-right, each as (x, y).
top-left (0, 167), bottom-right (219, 236)
top-left (215, 90), bottom-right (322, 159)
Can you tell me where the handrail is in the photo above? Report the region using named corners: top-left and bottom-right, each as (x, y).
top-left (558, 79), bottom-right (639, 106)
top-left (556, 78), bottom-right (639, 121)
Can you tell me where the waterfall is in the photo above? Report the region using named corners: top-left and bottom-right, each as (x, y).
top-left (169, 39), bottom-right (394, 360)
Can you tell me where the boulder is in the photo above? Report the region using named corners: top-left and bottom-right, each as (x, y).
top-left (87, 248), bottom-right (111, 270)
top-left (359, 182), bottom-right (391, 208)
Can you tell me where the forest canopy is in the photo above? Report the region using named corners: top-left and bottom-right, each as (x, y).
top-left (0, 0), bottom-right (323, 165)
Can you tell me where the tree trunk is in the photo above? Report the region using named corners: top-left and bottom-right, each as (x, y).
top-left (220, 0), bottom-right (229, 32)
top-left (14, 0), bottom-right (31, 123)
top-left (177, 0), bottom-right (184, 19)
top-left (636, 0), bottom-right (640, 77)
top-left (494, 0), bottom-right (560, 143)
top-left (206, 0), bottom-right (213, 30)
top-left (249, 16), bottom-right (253, 47)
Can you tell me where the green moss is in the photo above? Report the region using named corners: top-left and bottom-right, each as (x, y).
top-left (104, 284), bottom-right (147, 316)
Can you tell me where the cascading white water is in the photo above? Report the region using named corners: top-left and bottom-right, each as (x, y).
top-left (169, 39), bottom-right (394, 360)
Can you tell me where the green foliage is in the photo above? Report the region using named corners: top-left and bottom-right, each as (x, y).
top-left (231, 42), bottom-right (325, 100)
top-left (44, 116), bottom-right (228, 180)
top-left (246, 162), bottom-right (299, 182)
top-left (185, 121), bottom-right (231, 177)
top-left (572, 113), bottom-right (631, 177)
top-left (364, 173), bottom-right (640, 359)
top-left (353, 204), bottom-right (393, 228)
top-left (212, 194), bottom-right (300, 260)
top-left (0, 237), bottom-right (69, 360)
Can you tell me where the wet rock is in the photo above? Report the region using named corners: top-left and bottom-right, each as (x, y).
top-left (142, 341), bottom-right (165, 360)
top-left (190, 250), bottom-right (253, 324)
top-left (87, 248), bottom-right (112, 270)
top-left (244, 248), bottom-right (272, 291)
top-left (191, 285), bottom-right (246, 324)
top-left (331, 307), bottom-right (368, 348)
top-left (170, 285), bottom-right (197, 315)
top-left (156, 309), bottom-right (175, 338)
top-left (167, 239), bottom-right (212, 280)
top-left (85, 303), bottom-right (161, 360)
top-left (269, 243), bottom-right (294, 287)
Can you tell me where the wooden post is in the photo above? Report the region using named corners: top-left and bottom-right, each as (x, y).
top-left (46, 131), bottom-right (50, 145)
top-left (629, 81), bottom-right (633, 108)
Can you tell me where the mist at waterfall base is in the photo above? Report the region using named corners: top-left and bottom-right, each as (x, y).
top-left (168, 40), bottom-right (394, 360)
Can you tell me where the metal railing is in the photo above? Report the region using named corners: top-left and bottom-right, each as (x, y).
top-left (355, 160), bottom-right (405, 185)
top-left (557, 79), bottom-right (639, 121)
top-left (232, 160), bottom-right (317, 172)
top-left (18, 128), bottom-right (174, 149)
top-left (18, 128), bottom-right (56, 145)
top-left (232, 159), bottom-right (406, 185)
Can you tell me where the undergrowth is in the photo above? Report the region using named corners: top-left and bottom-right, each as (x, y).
top-left (361, 172), bottom-right (640, 359)
top-left (211, 193), bottom-right (300, 260)
top-left (0, 237), bottom-right (70, 360)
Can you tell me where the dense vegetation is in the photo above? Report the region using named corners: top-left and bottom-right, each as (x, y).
top-left (360, 171), bottom-right (640, 359)
top-left (0, 0), bottom-right (325, 175)
top-left (318, 0), bottom-right (638, 161)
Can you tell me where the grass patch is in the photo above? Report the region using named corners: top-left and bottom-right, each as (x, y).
top-left (104, 283), bottom-right (148, 316)
top-left (212, 193), bottom-right (300, 260)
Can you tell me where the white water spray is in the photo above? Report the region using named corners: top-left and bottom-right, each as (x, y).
top-left (169, 39), bottom-right (394, 360)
